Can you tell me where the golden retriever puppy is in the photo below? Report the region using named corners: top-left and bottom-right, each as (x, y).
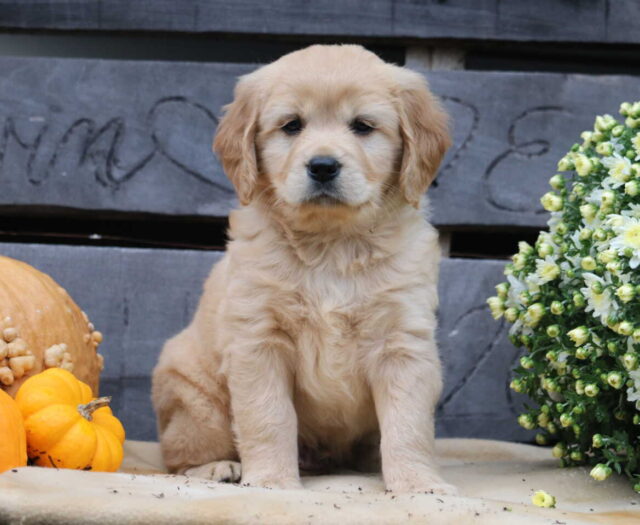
top-left (152, 44), bottom-right (454, 494)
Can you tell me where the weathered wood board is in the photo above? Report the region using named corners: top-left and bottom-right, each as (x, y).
top-left (0, 242), bottom-right (529, 442)
top-left (0, 0), bottom-right (638, 45)
top-left (1, 56), bottom-right (638, 228)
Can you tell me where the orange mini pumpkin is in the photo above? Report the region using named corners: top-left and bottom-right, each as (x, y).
top-left (0, 388), bottom-right (27, 472)
top-left (15, 368), bottom-right (125, 472)
top-left (0, 256), bottom-right (104, 396)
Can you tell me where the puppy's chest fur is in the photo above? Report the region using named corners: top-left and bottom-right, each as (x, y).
top-left (272, 249), bottom-right (428, 447)
top-left (225, 208), bottom-right (438, 451)
top-left (277, 270), bottom-right (382, 447)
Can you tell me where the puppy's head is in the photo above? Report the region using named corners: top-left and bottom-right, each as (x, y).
top-left (214, 45), bottom-right (450, 220)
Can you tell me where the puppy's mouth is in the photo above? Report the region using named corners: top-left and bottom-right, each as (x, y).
top-left (303, 185), bottom-right (347, 207)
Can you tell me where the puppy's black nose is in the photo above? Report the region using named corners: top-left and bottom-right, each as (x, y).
top-left (307, 156), bottom-right (341, 183)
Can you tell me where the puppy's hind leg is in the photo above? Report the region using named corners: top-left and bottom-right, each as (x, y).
top-left (152, 332), bottom-right (237, 482)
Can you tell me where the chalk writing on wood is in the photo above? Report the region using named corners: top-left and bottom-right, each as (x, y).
top-left (0, 96), bottom-right (233, 193)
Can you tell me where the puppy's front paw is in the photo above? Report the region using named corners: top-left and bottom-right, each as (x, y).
top-left (184, 460), bottom-right (242, 483)
top-left (386, 474), bottom-right (458, 495)
top-left (242, 474), bottom-right (303, 490)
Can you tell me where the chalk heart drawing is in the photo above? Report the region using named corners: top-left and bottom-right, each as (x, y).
top-left (437, 96), bottom-right (479, 181)
top-left (0, 96), bottom-right (234, 194)
top-left (150, 97), bottom-right (228, 188)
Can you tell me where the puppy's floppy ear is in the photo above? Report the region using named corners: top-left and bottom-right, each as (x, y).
top-left (395, 68), bottom-right (451, 208)
top-left (213, 74), bottom-right (260, 206)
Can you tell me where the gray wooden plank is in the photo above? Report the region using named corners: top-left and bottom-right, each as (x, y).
top-left (0, 0), bottom-right (635, 44)
top-left (426, 70), bottom-right (640, 228)
top-left (0, 57), bottom-right (241, 217)
top-left (0, 242), bottom-right (529, 442)
top-left (2, 55), bottom-right (638, 228)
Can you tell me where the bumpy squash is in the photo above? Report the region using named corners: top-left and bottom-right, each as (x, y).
top-left (15, 368), bottom-right (125, 472)
top-left (0, 389), bottom-right (27, 472)
top-left (0, 256), bottom-right (104, 396)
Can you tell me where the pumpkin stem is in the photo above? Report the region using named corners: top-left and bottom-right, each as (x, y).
top-left (77, 396), bottom-right (111, 421)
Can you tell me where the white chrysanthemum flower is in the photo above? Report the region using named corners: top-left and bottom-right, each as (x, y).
top-left (632, 132), bottom-right (640, 159)
top-left (580, 273), bottom-right (617, 323)
top-left (626, 370), bottom-right (640, 403)
top-left (525, 274), bottom-right (541, 294)
top-left (622, 203), bottom-right (640, 219)
top-left (602, 154), bottom-right (632, 187)
top-left (532, 256), bottom-right (560, 285)
top-left (609, 215), bottom-right (640, 268)
top-left (610, 137), bottom-right (626, 154)
top-left (587, 188), bottom-right (605, 205)
top-left (508, 318), bottom-right (523, 337)
top-left (547, 211), bottom-right (563, 230)
top-left (505, 274), bottom-right (527, 309)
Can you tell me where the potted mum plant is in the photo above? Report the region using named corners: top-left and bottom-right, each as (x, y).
top-left (487, 101), bottom-right (640, 489)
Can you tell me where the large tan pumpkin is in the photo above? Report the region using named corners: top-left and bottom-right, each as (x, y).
top-left (0, 256), bottom-right (103, 396)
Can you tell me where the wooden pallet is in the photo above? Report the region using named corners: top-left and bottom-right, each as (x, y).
top-left (1, 0), bottom-right (638, 443)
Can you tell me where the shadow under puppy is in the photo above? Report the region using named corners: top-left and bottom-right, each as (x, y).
top-left (152, 44), bottom-right (455, 494)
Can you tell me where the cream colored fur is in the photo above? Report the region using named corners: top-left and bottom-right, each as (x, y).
top-left (152, 44), bottom-right (455, 494)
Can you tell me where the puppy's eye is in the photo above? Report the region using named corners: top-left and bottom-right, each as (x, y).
top-left (350, 119), bottom-right (374, 135)
top-left (281, 118), bottom-right (303, 135)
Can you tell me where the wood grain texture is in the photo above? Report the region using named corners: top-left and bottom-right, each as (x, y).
top-left (1, 56), bottom-right (638, 228)
top-left (0, 0), bottom-right (637, 44)
top-left (0, 242), bottom-right (530, 442)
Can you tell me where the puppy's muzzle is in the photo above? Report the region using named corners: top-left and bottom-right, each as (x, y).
top-left (307, 156), bottom-right (341, 184)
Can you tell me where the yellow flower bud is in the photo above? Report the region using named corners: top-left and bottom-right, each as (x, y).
top-left (574, 154), bottom-right (593, 176)
top-left (551, 443), bottom-right (565, 458)
top-left (495, 282), bottom-right (509, 299)
top-left (550, 301), bottom-right (564, 315)
top-left (568, 326), bottom-right (589, 346)
top-left (518, 414), bottom-right (536, 430)
top-left (590, 464), bottom-right (612, 481)
top-left (627, 117), bottom-right (640, 129)
top-left (537, 243), bottom-right (554, 258)
top-left (518, 241), bottom-right (534, 255)
top-left (601, 190), bottom-right (616, 207)
top-left (580, 256), bottom-right (597, 271)
top-left (625, 180), bottom-right (639, 196)
top-left (527, 303), bottom-right (545, 322)
top-left (598, 249), bottom-right (617, 264)
top-left (559, 413), bottom-right (573, 427)
top-left (531, 490), bottom-right (556, 508)
top-left (537, 413), bottom-right (550, 427)
top-left (584, 384), bottom-right (600, 397)
top-left (619, 321), bottom-right (634, 336)
top-left (557, 156), bottom-right (574, 172)
top-left (549, 174), bottom-right (564, 190)
top-left (487, 296), bottom-right (505, 320)
top-left (580, 203), bottom-right (597, 221)
top-left (616, 284), bottom-right (635, 303)
top-left (607, 372), bottom-right (623, 389)
top-left (519, 357), bottom-right (533, 370)
top-left (512, 253), bottom-right (526, 270)
top-left (623, 352), bottom-right (639, 370)
top-left (595, 114), bottom-right (617, 131)
top-left (504, 307), bottom-right (518, 322)
top-left (540, 192), bottom-right (563, 212)
top-left (620, 102), bottom-right (632, 116)
top-left (596, 142), bottom-right (614, 156)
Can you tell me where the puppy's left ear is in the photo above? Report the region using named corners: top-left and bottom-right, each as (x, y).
top-left (395, 69), bottom-right (451, 208)
top-left (213, 74), bottom-right (261, 206)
